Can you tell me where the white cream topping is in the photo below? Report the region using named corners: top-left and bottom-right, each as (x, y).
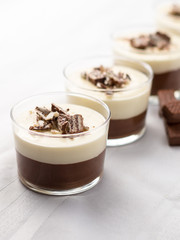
top-left (156, 3), bottom-right (180, 35)
top-left (14, 104), bottom-right (107, 164)
top-left (66, 66), bottom-right (151, 119)
top-left (113, 31), bottom-right (180, 73)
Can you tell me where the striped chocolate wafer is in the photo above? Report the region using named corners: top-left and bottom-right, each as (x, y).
top-left (158, 89), bottom-right (177, 111)
top-left (158, 89), bottom-right (180, 146)
top-left (162, 102), bottom-right (180, 123)
top-left (165, 122), bottom-right (180, 146)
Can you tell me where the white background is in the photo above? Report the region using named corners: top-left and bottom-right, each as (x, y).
top-left (1, 0), bottom-right (180, 239)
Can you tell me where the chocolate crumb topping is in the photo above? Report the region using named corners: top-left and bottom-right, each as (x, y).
top-left (29, 123), bottom-right (52, 131)
top-left (170, 4), bottom-right (180, 16)
top-left (29, 104), bottom-right (89, 134)
top-left (130, 31), bottom-right (171, 50)
top-left (81, 65), bottom-right (131, 91)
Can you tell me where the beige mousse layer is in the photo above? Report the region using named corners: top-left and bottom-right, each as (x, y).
top-left (14, 104), bottom-right (107, 165)
top-left (113, 30), bottom-right (180, 74)
top-left (156, 3), bottom-right (180, 35)
top-left (67, 66), bottom-right (151, 119)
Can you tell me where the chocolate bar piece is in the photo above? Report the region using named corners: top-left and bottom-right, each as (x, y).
top-left (130, 32), bottom-right (171, 50)
top-left (81, 65), bottom-right (131, 92)
top-left (51, 103), bottom-right (67, 115)
top-left (29, 104), bottom-right (88, 134)
top-left (158, 89), bottom-right (180, 146)
top-left (162, 102), bottom-right (180, 123)
top-left (68, 114), bottom-right (85, 134)
top-left (165, 121), bottom-right (180, 146)
top-left (158, 89), bottom-right (177, 110)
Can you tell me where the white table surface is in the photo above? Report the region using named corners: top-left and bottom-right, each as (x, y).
top-left (1, 0), bottom-right (180, 239)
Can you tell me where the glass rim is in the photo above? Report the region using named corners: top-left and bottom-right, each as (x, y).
top-left (63, 55), bottom-right (153, 93)
top-left (156, 1), bottom-right (180, 13)
top-left (10, 91), bottom-right (111, 138)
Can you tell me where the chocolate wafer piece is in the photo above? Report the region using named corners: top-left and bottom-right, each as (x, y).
top-left (165, 121), bottom-right (180, 146)
top-left (158, 90), bottom-right (180, 146)
top-left (30, 104), bottom-right (88, 134)
top-left (158, 89), bottom-right (177, 111)
top-left (68, 114), bottom-right (85, 134)
top-left (162, 102), bottom-right (180, 123)
top-left (51, 103), bottom-right (67, 115)
top-left (81, 65), bottom-right (131, 91)
top-left (130, 32), bottom-right (171, 50)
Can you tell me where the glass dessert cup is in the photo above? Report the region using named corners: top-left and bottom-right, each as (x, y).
top-left (10, 92), bottom-right (110, 195)
top-left (156, 2), bottom-right (180, 36)
top-left (64, 56), bottom-right (153, 147)
top-left (112, 27), bottom-right (180, 104)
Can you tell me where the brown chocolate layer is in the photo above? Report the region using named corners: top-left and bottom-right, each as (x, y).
top-left (165, 121), bottom-right (180, 146)
top-left (151, 68), bottom-right (180, 95)
top-left (158, 90), bottom-right (180, 146)
top-left (163, 102), bottom-right (180, 123)
top-left (16, 150), bottom-right (105, 190)
top-left (108, 111), bottom-right (146, 139)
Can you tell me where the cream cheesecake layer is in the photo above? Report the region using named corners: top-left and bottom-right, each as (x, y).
top-left (156, 4), bottom-right (180, 35)
top-left (67, 66), bottom-right (150, 119)
top-left (113, 32), bottom-right (180, 74)
top-left (14, 104), bottom-right (107, 164)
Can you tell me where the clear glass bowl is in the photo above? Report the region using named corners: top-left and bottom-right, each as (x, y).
top-left (112, 27), bottom-right (180, 101)
top-left (156, 2), bottom-right (180, 35)
top-left (10, 92), bottom-right (110, 195)
top-left (64, 55), bottom-right (153, 146)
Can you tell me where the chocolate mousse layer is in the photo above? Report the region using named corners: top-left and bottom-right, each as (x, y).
top-left (151, 68), bottom-right (180, 95)
top-left (108, 111), bottom-right (146, 139)
top-left (16, 150), bottom-right (105, 190)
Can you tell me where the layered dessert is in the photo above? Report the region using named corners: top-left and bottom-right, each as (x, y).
top-left (113, 30), bottom-right (180, 95)
top-left (11, 93), bottom-right (110, 195)
top-left (64, 57), bottom-right (152, 145)
top-left (156, 3), bottom-right (180, 35)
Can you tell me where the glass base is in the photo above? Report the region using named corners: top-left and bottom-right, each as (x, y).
top-left (18, 174), bottom-right (101, 196)
top-left (107, 127), bottom-right (146, 147)
top-left (174, 90), bottom-right (180, 100)
top-left (149, 95), bottom-right (159, 105)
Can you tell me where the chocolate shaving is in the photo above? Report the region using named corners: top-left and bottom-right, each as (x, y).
top-left (35, 107), bottom-right (50, 116)
top-left (35, 106), bottom-right (51, 121)
top-left (81, 65), bottom-right (131, 91)
top-left (149, 32), bottom-right (171, 50)
top-left (51, 103), bottom-right (67, 115)
top-left (36, 111), bottom-right (59, 121)
top-left (130, 31), bottom-right (171, 50)
top-left (130, 35), bottom-right (150, 49)
top-left (29, 104), bottom-right (88, 134)
top-left (170, 4), bottom-right (180, 16)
